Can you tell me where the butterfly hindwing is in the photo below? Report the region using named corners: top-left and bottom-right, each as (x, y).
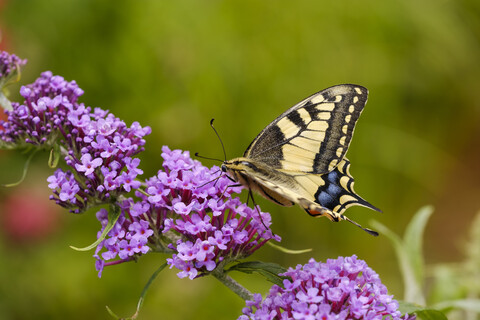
top-left (297, 158), bottom-right (381, 215)
top-left (244, 84), bottom-right (368, 174)
top-left (227, 157), bottom-right (380, 235)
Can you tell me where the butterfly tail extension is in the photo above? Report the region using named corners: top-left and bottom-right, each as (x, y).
top-left (339, 214), bottom-right (379, 236)
top-left (341, 158), bottom-right (382, 213)
top-left (314, 158), bottom-right (381, 214)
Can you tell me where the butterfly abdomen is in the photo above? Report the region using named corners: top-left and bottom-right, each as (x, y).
top-left (223, 158), bottom-right (296, 207)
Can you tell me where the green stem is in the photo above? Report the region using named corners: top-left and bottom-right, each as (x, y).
top-left (212, 267), bottom-right (254, 301)
top-left (136, 188), bottom-right (151, 197)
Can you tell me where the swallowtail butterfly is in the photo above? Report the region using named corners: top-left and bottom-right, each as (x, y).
top-left (221, 84), bottom-right (380, 236)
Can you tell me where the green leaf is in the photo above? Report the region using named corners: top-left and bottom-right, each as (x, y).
top-left (1, 149), bottom-right (38, 187)
top-left (107, 263), bottom-right (167, 319)
top-left (414, 309), bottom-right (448, 320)
top-left (398, 301), bottom-right (424, 314)
top-left (134, 263), bottom-right (167, 316)
top-left (370, 205), bottom-right (434, 305)
top-left (370, 219), bottom-right (424, 305)
top-left (403, 205), bottom-right (433, 286)
top-left (48, 144), bottom-right (61, 168)
top-left (105, 306), bottom-right (120, 319)
top-left (70, 205), bottom-right (121, 251)
top-left (398, 301), bottom-right (448, 320)
top-left (267, 241), bottom-right (312, 254)
top-left (432, 299), bottom-right (480, 313)
top-left (228, 261), bottom-right (287, 286)
top-left (0, 91), bottom-right (13, 111)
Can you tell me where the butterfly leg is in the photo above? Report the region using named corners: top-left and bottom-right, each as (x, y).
top-left (246, 189), bottom-right (253, 206)
top-left (195, 169), bottom-right (225, 189)
top-left (215, 182), bottom-right (242, 202)
top-left (247, 188), bottom-right (273, 232)
top-left (197, 176), bottom-right (221, 189)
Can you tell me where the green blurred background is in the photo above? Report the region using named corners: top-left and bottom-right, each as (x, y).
top-left (0, 0), bottom-right (479, 319)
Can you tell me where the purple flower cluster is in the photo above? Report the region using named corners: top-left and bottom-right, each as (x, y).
top-left (0, 51), bottom-right (26, 82)
top-left (94, 146), bottom-right (280, 278)
top-left (0, 71), bottom-right (151, 212)
top-left (240, 255), bottom-right (414, 320)
top-left (1, 52), bottom-right (279, 279)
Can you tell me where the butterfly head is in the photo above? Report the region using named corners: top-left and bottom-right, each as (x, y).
top-left (221, 159), bottom-right (242, 176)
top-left (221, 162), bottom-right (228, 173)
top-left (221, 158), bottom-right (260, 185)
top-left (220, 159), bottom-right (237, 182)
top-left (222, 158), bottom-right (256, 171)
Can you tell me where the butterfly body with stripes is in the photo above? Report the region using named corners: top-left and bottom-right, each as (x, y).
top-left (221, 84), bottom-right (380, 236)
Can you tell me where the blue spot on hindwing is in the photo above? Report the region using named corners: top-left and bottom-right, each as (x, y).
top-left (318, 191), bottom-right (334, 208)
top-left (327, 170), bottom-right (340, 184)
top-left (327, 183), bottom-right (342, 197)
top-left (315, 170), bottom-right (346, 210)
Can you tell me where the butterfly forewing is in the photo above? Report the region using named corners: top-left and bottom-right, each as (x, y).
top-left (244, 84), bottom-right (368, 174)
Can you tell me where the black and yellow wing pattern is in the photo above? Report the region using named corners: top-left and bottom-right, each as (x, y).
top-left (221, 84), bottom-right (380, 235)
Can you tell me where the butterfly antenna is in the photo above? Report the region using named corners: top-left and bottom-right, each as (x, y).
top-left (210, 119), bottom-right (227, 161)
top-left (194, 152), bottom-right (223, 163)
top-left (340, 214), bottom-right (379, 237)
